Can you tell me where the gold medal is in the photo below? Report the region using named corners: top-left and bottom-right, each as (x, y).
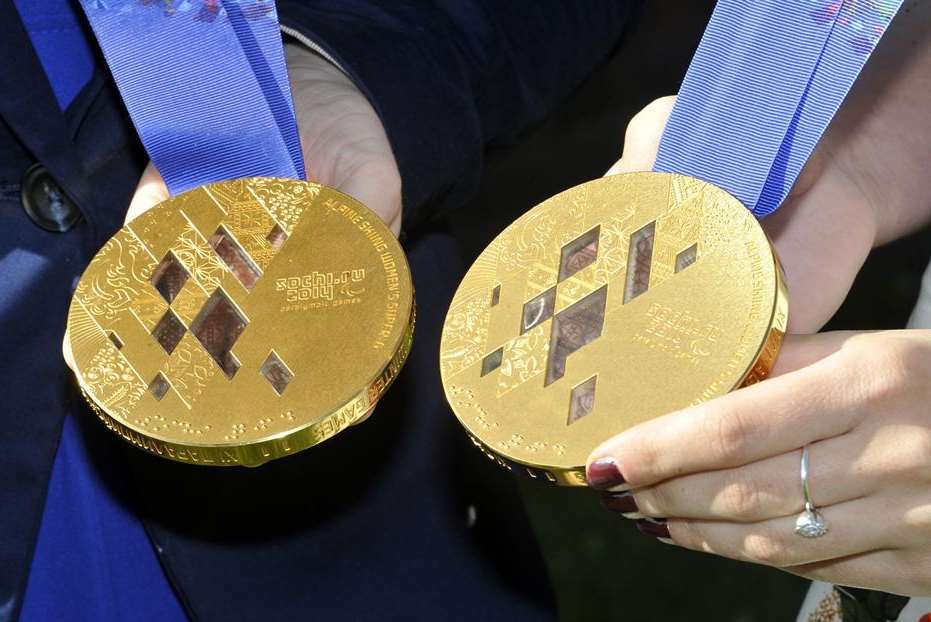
top-left (67, 178), bottom-right (413, 466)
top-left (440, 172), bottom-right (787, 485)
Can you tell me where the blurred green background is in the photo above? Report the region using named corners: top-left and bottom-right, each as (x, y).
top-left (448, 2), bottom-right (931, 619)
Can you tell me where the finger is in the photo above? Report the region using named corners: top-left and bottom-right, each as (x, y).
top-left (62, 330), bottom-right (76, 372)
top-left (336, 161), bottom-right (402, 237)
top-left (126, 162), bottom-right (169, 224)
top-left (605, 96), bottom-right (676, 176)
top-left (791, 551), bottom-right (921, 596)
top-left (588, 338), bottom-right (868, 489)
top-left (626, 434), bottom-right (871, 523)
top-left (770, 331), bottom-right (856, 377)
top-left (665, 496), bottom-right (891, 568)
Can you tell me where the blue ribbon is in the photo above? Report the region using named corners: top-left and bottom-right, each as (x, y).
top-left (78, 0), bottom-right (305, 196)
top-left (654, 0), bottom-right (903, 218)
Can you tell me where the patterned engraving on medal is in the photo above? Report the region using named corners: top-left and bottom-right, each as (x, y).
top-left (209, 226), bottom-right (262, 290)
top-left (74, 229), bottom-right (166, 331)
top-left (441, 291), bottom-right (494, 378)
top-left (250, 178), bottom-right (320, 235)
top-left (260, 351), bottom-right (293, 395)
top-left (170, 278), bottom-right (210, 326)
top-left (190, 288), bottom-right (247, 378)
top-left (84, 345), bottom-right (147, 419)
top-left (205, 181), bottom-right (279, 271)
top-left (148, 372), bottom-right (171, 401)
top-left (161, 333), bottom-right (217, 410)
top-left (521, 287), bottom-right (555, 333)
top-left (567, 375), bottom-right (597, 425)
top-left (150, 251), bottom-right (190, 304)
top-left (623, 221), bottom-right (656, 303)
top-left (172, 224), bottom-right (226, 292)
top-left (152, 309), bottom-right (186, 355)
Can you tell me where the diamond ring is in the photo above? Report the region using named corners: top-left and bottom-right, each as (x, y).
top-left (795, 445), bottom-right (829, 538)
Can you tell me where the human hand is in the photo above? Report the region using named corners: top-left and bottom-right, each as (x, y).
top-left (586, 329), bottom-right (931, 595)
top-left (607, 0), bottom-right (930, 334)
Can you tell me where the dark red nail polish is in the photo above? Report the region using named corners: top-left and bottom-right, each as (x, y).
top-left (587, 457), bottom-right (626, 490)
top-left (636, 519), bottom-right (671, 540)
top-left (601, 492), bottom-right (639, 515)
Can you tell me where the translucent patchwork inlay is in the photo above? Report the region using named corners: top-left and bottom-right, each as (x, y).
top-left (152, 309), bottom-right (186, 355)
top-left (623, 221), bottom-right (656, 303)
top-left (190, 289), bottom-right (247, 378)
top-left (481, 347), bottom-right (504, 377)
top-left (150, 251), bottom-right (189, 304)
top-left (675, 242), bottom-right (698, 273)
top-left (148, 372), bottom-right (170, 401)
top-left (558, 226), bottom-right (600, 282)
top-left (567, 375), bottom-right (597, 425)
top-left (260, 351), bottom-right (293, 395)
top-left (545, 286), bottom-right (607, 386)
top-left (521, 287), bottom-right (556, 334)
top-left (209, 226), bottom-right (261, 290)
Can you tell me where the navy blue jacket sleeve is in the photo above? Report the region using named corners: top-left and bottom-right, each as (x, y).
top-left (277, 1), bottom-right (637, 229)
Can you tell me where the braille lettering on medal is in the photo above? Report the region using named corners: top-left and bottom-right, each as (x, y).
top-left (441, 172), bottom-right (788, 485)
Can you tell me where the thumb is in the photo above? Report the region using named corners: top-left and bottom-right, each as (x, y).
top-left (126, 161), bottom-right (169, 223)
top-left (605, 96), bottom-right (676, 176)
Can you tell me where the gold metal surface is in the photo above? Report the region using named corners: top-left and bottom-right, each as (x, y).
top-left (68, 178), bottom-right (414, 466)
top-left (440, 172), bottom-right (787, 485)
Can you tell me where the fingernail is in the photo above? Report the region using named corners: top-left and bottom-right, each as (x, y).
top-left (636, 518), bottom-right (673, 543)
top-left (586, 457), bottom-right (627, 491)
top-left (600, 492), bottom-right (642, 518)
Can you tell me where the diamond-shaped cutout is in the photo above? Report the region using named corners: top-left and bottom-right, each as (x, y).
top-left (107, 331), bottom-right (124, 350)
top-left (567, 375), bottom-right (597, 425)
top-left (150, 251), bottom-right (189, 304)
top-left (152, 309), bottom-right (186, 355)
top-left (558, 226), bottom-right (600, 282)
top-left (209, 226), bottom-right (261, 290)
top-left (191, 288), bottom-right (246, 378)
top-left (675, 242), bottom-right (698, 273)
top-left (149, 372), bottom-right (170, 401)
top-left (490, 284), bottom-right (501, 307)
top-left (267, 223), bottom-right (288, 251)
top-left (260, 351), bottom-right (293, 395)
top-left (481, 347), bottom-right (503, 377)
top-left (521, 287), bottom-right (556, 334)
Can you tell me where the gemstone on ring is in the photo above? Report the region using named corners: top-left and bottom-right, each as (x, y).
top-left (795, 507), bottom-right (829, 538)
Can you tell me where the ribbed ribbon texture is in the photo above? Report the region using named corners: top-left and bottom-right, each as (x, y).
top-left (78, 0), bottom-right (305, 196)
top-left (654, 0), bottom-right (903, 218)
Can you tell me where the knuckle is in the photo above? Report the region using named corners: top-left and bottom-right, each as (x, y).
top-left (669, 519), bottom-right (703, 551)
top-left (717, 474), bottom-right (765, 521)
top-left (638, 485), bottom-right (673, 518)
top-left (705, 408), bottom-right (753, 465)
top-left (741, 531), bottom-right (793, 567)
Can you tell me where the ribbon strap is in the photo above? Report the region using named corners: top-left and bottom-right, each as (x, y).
top-left (78, 0), bottom-right (305, 196)
top-left (654, 0), bottom-right (903, 218)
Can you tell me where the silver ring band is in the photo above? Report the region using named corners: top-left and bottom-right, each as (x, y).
top-left (795, 446), bottom-right (829, 538)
